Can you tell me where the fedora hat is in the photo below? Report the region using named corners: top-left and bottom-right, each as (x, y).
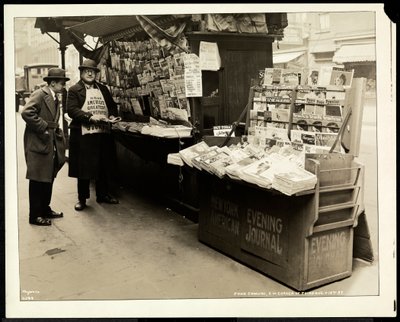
top-left (78, 59), bottom-right (100, 72)
top-left (43, 68), bottom-right (70, 82)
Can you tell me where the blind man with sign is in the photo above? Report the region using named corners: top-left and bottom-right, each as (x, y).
top-left (67, 59), bottom-right (119, 211)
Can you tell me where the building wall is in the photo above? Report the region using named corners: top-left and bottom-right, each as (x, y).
top-left (14, 18), bottom-right (60, 69)
top-left (14, 17), bottom-right (81, 88)
top-left (274, 11), bottom-right (375, 59)
top-left (272, 11), bottom-right (376, 92)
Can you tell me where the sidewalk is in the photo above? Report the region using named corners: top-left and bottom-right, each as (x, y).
top-left (15, 113), bottom-right (379, 301)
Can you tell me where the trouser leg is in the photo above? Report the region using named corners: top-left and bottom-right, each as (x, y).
top-left (29, 180), bottom-right (53, 219)
top-left (95, 140), bottom-right (109, 198)
top-left (43, 179), bottom-right (54, 214)
top-left (77, 178), bottom-right (90, 201)
top-left (95, 173), bottom-right (108, 198)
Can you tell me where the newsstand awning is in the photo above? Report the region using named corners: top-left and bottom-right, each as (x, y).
top-left (66, 15), bottom-right (189, 42)
top-left (66, 16), bottom-right (140, 38)
top-left (273, 51), bottom-right (305, 64)
top-left (333, 43), bottom-right (376, 64)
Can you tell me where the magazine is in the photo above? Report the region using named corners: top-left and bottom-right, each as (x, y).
top-left (272, 166), bottom-right (317, 196)
top-left (263, 68), bottom-right (282, 85)
top-left (306, 68), bottom-right (320, 86)
top-left (213, 125), bottom-right (234, 137)
top-left (179, 141), bottom-right (210, 167)
top-left (281, 69), bottom-right (302, 86)
top-left (130, 98), bottom-right (143, 115)
top-left (239, 157), bottom-right (274, 188)
top-left (329, 69), bottom-right (354, 87)
top-left (191, 146), bottom-right (220, 171)
top-left (291, 129), bottom-right (317, 145)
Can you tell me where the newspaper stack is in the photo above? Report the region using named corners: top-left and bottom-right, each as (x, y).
top-left (202, 146), bottom-right (232, 178)
top-left (191, 146), bottom-right (219, 172)
top-left (127, 122), bottom-right (147, 133)
top-left (238, 157), bottom-right (274, 188)
top-left (225, 155), bottom-right (260, 180)
top-left (112, 121), bottom-right (147, 133)
top-left (272, 166), bottom-right (317, 196)
top-left (178, 141), bottom-right (210, 167)
top-left (141, 124), bottom-right (192, 138)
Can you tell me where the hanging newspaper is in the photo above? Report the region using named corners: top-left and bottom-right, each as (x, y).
top-left (183, 53), bottom-right (203, 97)
top-left (199, 41), bottom-right (221, 71)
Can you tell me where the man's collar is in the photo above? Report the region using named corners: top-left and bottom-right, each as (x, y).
top-left (82, 81), bottom-right (95, 89)
top-left (48, 87), bottom-right (56, 99)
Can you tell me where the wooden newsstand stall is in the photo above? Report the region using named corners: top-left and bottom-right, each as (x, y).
top-left (73, 13), bottom-right (288, 216)
top-left (196, 77), bottom-right (370, 291)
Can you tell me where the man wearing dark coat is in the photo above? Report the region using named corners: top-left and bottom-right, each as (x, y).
top-left (66, 59), bottom-right (119, 211)
top-left (21, 68), bottom-right (69, 226)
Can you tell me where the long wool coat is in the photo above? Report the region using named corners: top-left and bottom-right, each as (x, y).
top-left (66, 80), bottom-right (118, 179)
top-left (21, 86), bottom-right (66, 183)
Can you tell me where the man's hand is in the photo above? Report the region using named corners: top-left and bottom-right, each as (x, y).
top-left (89, 114), bottom-right (108, 123)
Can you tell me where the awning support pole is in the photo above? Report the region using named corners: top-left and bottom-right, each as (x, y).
top-left (45, 32), bottom-right (60, 45)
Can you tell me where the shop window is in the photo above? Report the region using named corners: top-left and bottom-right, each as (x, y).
top-left (313, 51), bottom-right (334, 62)
top-left (319, 13), bottom-right (330, 31)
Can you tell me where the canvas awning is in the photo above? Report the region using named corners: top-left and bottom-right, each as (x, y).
top-left (273, 51), bottom-right (304, 64)
top-left (66, 15), bottom-right (189, 42)
top-left (333, 43), bottom-right (376, 63)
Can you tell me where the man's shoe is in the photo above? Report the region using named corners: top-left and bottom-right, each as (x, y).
top-left (74, 200), bottom-right (87, 211)
top-left (29, 217), bottom-right (52, 226)
top-left (96, 195), bottom-right (119, 204)
top-left (45, 210), bottom-right (64, 219)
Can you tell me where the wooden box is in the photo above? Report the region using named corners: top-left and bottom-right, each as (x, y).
top-left (198, 153), bottom-right (363, 291)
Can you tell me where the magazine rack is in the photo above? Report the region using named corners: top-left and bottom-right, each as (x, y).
top-left (198, 153), bottom-right (364, 291)
top-left (243, 78), bottom-right (366, 157)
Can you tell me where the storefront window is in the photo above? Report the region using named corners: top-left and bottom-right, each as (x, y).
top-left (319, 13), bottom-right (330, 30)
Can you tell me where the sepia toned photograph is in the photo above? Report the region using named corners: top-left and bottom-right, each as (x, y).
top-left (4, 3), bottom-right (396, 318)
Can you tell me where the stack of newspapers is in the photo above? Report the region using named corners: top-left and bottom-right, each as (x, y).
top-left (176, 140), bottom-right (317, 195)
top-left (140, 124), bottom-right (192, 138)
top-left (272, 165), bottom-right (317, 195)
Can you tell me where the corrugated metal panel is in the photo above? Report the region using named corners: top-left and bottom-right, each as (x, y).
top-left (66, 15), bottom-right (187, 42)
top-left (333, 44), bottom-right (376, 63)
top-left (67, 16), bottom-right (139, 38)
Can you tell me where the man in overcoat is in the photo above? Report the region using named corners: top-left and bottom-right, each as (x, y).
top-left (66, 59), bottom-right (119, 211)
top-left (21, 68), bottom-right (69, 226)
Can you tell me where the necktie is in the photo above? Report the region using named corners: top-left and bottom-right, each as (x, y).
top-left (55, 96), bottom-right (59, 108)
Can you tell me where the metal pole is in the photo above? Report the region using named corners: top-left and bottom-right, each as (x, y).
top-left (60, 45), bottom-right (66, 69)
top-left (59, 44), bottom-right (69, 149)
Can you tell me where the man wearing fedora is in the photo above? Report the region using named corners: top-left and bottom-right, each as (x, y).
top-left (67, 59), bottom-right (119, 211)
top-left (21, 68), bottom-right (69, 226)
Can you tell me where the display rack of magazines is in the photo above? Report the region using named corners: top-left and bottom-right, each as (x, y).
top-left (247, 67), bottom-right (352, 155)
top-left (167, 67), bottom-right (355, 195)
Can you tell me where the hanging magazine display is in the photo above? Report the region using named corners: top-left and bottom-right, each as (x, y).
top-left (101, 40), bottom-right (192, 122)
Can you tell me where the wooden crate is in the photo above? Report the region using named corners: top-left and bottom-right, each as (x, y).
top-left (198, 153), bottom-right (363, 291)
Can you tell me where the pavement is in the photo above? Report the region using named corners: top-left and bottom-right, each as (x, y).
top-left (13, 99), bottom-right (379, 302)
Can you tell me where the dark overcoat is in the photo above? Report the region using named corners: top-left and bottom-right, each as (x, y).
top-left (66, 80), bottom-right (118, 179)
top-left (21, 86), bottom-right (66, 183)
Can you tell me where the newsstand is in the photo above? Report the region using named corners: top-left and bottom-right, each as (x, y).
top-left (198, 152), bottom-right (364, 291)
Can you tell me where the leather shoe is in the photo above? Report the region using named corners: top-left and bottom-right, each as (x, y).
top-left (96, 195), bottom-right (119, 204)
top-left (29, 217), bottom-right (51, 226)
top-left (74, 200), bottom-right (87, 211)
top-left (45, 210), bottom-right (64, 219)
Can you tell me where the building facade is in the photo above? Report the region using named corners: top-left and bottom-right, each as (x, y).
top-left (14, 17), bottom-right (80, 84)
top-left (273, 11), bottom-right (376, 93)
